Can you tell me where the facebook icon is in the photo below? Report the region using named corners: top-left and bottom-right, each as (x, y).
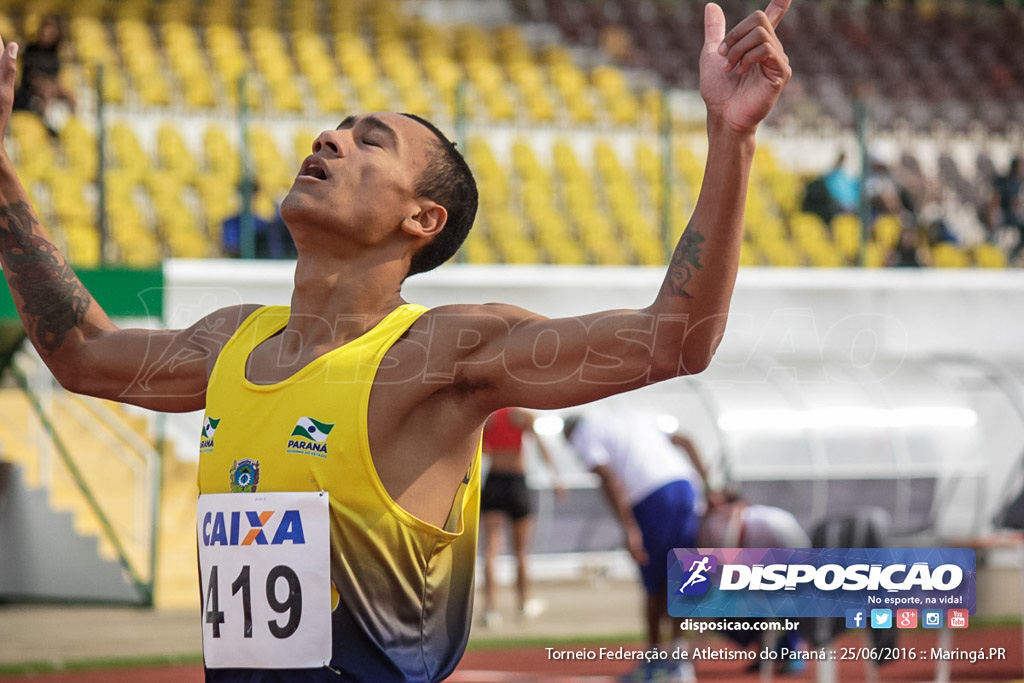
top-left (845, 609), bottom-right (866, 629)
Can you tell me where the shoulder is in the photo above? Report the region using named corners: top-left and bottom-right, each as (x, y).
top-left (195, 304), bottom-right (265, 334)
top-left (181, 304), bottom-right (266, 361)
top-left (420, 302), bottom-right (545, 327)
top-left (405, 302), bottom-right (547, 354)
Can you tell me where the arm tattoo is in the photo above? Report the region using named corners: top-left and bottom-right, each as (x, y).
top-left (665, 226), bottom-right (705, 298)
top-left (0, 201), bottom-right (92, 355)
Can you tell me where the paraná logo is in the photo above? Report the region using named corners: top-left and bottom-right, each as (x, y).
top-left (291, 417), bottom-right (334, 443)
top-left (200, 416), bottom-right (220, 453)
top-left (287, 417), bottom-right (335, 458)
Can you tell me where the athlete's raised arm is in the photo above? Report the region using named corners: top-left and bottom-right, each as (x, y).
top-left (0, 35), bottom-right (254, 412)
top-left (438, 1), bottom-right (791, 414)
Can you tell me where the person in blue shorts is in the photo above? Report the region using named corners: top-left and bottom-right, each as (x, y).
top-left (564, 411), bottom-right (718, 682)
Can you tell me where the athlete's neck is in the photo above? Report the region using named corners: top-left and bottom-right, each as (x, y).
top-left (287, 254), bottom-right (407, 350)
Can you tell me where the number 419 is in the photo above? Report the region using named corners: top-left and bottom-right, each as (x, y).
top-left (204, 564), bottom-right (303, 639)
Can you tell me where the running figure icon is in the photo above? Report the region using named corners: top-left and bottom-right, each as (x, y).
top-left (679, 556), bottom-right (712, 593)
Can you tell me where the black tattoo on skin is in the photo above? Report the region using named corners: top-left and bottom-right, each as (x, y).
top-left (0, 201), bottom-right (92, 355)
top-left (665, 227), bottom-right (705, 298)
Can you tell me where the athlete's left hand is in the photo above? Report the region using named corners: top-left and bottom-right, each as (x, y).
top-left (700, 0), bottom-right (792, 135)
top-left (0, 35), bottom-right (17, 147)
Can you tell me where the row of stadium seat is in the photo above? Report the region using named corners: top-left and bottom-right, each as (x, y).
top-left (6, 102), bottom-right (1009, 270)
top-left (0, 0), bottom-right (1014, 269)
top-left (515, 0), bottom-right (1024, 133)
top-left (0, 0), bottom-right (662, 127)
top-left (5, 0), bottom-right (1023, 132)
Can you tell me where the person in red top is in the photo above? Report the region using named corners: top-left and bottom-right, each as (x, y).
top-left (479, 407), bottom-right (565, 626)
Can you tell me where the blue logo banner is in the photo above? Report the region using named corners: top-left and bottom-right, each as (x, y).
top-left (668, 548), bottom-right (975, 618)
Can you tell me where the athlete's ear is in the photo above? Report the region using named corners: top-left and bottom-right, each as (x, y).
top-left (402, 201), bottom-right (447, 239)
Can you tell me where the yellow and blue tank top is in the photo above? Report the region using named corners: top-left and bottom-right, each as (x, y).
top-left (198, 304), bottom-right (481, 682)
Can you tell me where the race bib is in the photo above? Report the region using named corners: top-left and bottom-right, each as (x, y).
top-left (197, 491), bottom-right (332, 669)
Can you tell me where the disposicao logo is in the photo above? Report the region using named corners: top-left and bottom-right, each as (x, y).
top-left (286, 417), bottom-right (335, 458)
top-left (668, 548), bottom-right (975, 618)
top-left (717, 561), bottom-right (962, 591)
top-left (677, 554), bottom-right (718, 595)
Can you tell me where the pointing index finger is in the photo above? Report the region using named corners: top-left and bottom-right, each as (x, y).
top-left (765, 0), bottom-right (791, 28)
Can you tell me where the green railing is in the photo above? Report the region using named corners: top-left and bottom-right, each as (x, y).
top-left (0, 268), bottom-right (166, 603)
top-left (8, 355), bottom-right (162, 605)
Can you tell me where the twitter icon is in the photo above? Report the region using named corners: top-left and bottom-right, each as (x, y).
top-left (870, 609), bottom-right (892, 629)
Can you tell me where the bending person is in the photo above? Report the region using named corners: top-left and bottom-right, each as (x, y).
top-left (564, 411), bottom-right (716, 682)
top-left (699, 490), bottom-right (812, 675)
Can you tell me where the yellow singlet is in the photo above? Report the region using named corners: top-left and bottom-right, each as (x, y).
top-left (197, 304), bottom-right (481, 682)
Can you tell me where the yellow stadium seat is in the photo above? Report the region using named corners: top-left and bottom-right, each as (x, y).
top-left (157, 125), bottom-right (198, 184)
top-left (108, 122), bottom-right (149, 181)
top-left (832, 214), bottom-right (863, 261)
top-left (864, 243), bottom-right (887, 268)
top-left (162, 22), bottom-right (218, 108)
top-left (974, 243), bottom-right (1008, 269)
top-left (873, 214), bottom-right (903, 248)
top-left (60, 117), bottom-right (99, 179)
top-left (461, 234), bottom-right (496, 264)
top-left (789, 212), bottom-right (829, 253)
top-left (739, 240), bottom-right (762, 267)
top-left (932, 242), bottom-right (970, 268)
top-left (64, 224), bottom-right (102, 268)
top-left (203, 126), bottom-right (240, 182)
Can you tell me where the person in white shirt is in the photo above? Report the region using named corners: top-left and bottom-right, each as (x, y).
top-left (564, 411), bottom-right (717, 682)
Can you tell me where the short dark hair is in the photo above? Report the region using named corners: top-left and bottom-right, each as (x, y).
top-left (400, 113), bottom-right (478, 277)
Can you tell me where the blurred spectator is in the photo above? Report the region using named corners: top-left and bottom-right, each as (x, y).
top-left (221, 185), bottom-right (296, 259)
top-left (599, 25), bottom-right (634, 64)
top-left (802, 152), bottom-right (858, 224)
top-left (479, 408), bottom-right (565, 628)
top-left (993, 156), bottom-right (1024, 263)
top-left (801, 173), bottom-right (838, 224)
top-left (824, 152), bottom-right (859, 214)
top-left (865, 149), bottom-right (916, 223)
top-left (886, 225), bottom-right (932, 268)
top-left (12, 15), bottom-right (75, 136)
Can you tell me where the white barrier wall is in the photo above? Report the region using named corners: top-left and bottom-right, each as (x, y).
top-left (160, 261), bottom-right (1024, 539)
top-left (164, 261), bottom-right (1024, 362)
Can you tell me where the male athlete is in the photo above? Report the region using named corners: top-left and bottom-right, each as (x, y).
top-left (0, 2), bottom-right (791, 681)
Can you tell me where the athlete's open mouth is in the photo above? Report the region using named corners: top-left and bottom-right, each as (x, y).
top-left (299, 157), bottom-right (328, 180)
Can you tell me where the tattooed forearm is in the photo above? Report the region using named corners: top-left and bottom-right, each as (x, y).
top-left (0, 200), bottom-right (92, 355)
top-left (664, 226), bottom-right (705, 298)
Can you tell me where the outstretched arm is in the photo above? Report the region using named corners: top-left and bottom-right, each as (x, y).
top-left (647, 0), bottom-right (792, 366)
top-left (0, 37), bottom-right (252, 411)
top-left (442, 2), bottom-right (792, 417)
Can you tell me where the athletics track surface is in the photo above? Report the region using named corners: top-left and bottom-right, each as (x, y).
top-left (1, 627), bottom-right (1021, 682)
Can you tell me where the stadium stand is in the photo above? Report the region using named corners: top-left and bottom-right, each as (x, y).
top-left (0, 0), bottom-right (1015, 269)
